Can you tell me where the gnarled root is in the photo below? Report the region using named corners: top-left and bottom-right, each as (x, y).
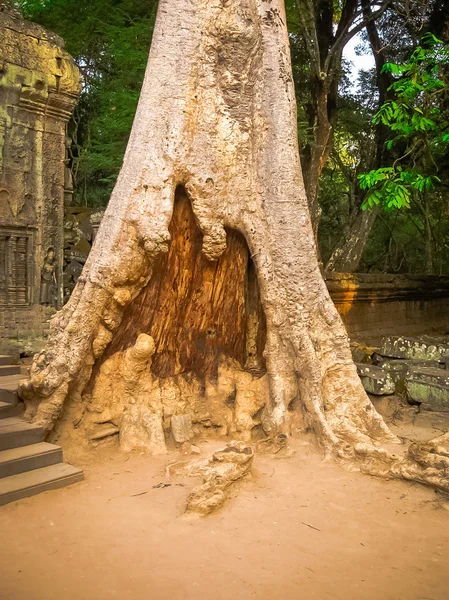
top-left (390, 432), bottom-right (449, 493)
top-left (255, 433), bottom-right (291, 457)
top-left (170, 441), bottom-right (254, 516)
top-left (332, 428), bottom-right (449, 495)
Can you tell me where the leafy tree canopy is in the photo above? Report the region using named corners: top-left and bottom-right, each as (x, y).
top-left (17, 0), bottom-right (449, 275)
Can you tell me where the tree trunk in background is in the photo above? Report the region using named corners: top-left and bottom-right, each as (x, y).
top-left (325, 0), bottom-right (392, 273)
top-left (20, 0), bottom-right (449, 491)
top-left (296, 0), bottom-right (358, 241)
top-left (325, 206), bottom-right (379, 272)
top-left (301, 79), bottom-right (336, 242)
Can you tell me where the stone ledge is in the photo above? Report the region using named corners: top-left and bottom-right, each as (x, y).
top-left (326, 272), bottom-right (449, 304)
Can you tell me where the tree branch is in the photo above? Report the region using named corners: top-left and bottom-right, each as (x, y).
top-left (296, 0), bottom-right (323, 79)
top-left (324, 0), bottom-right (393, 75)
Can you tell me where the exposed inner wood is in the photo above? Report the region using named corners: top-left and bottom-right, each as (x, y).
top-left (104, 186), bottom-right (266, 379)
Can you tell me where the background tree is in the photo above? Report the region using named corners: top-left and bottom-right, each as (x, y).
top-left (324, 0), bottom-right (393, 271)
top-left (286, 0), bottom-right (392, 241)
top-left (320, 0), bottom-right (449, 273)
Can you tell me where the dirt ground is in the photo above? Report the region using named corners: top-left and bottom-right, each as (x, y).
top-left (1, 434), bottom-right (448, 600)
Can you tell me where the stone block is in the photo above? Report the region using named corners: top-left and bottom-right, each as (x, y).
top-left (380, 336), bottom-right (449, 362)
top-left (375, 358), bottom-right (441, 394)
top-left (405, 367), bottom-right (449, 412)
top-left (171, 414), bottom-right (194, 443)
top-left (350, 342), bottom-right (378, 364)
top-left (356, 364), bottom-right (395, 396)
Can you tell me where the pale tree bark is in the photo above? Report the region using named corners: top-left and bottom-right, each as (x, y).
top-left (20, 0), bottom-right (449, 491)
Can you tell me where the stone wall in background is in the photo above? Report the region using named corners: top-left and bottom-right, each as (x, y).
top-left (0, 1), bottom-right (81, 349)
top-left (327, 273), bottom-right (449, 342)
top-left (63, 207), bottom-right (103, 303)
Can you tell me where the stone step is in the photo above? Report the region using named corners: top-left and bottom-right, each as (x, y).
top-left (0, 355), bottom-right (16, 366)
top-left (0, 442), bottom-right (63, 478)
top-left (0, 374), bottom-right (23, 389)
top-left (0, 418), bottom-right (44, 451)
top-left (0, 375), bottom-right (26, 404)
top-left (0, 389), bottom-right (18, 405)
top-left (0, 463), bottom-right (83, 506)
top-left (0, 365), bottom-right (21, 377)
top-left (0, 401), bottom-right (21, 419)
top-left (0, 417), bottom-right (27, 428)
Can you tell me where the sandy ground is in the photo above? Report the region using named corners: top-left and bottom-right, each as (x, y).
top-left (0, 436), bottom-right (448, 600)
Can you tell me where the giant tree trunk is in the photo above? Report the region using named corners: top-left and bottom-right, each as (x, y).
top-left (21, 0), bottom-right (449, 490)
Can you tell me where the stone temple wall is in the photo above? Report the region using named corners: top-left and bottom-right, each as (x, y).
top-left (327, 273), bottom-right (449, 343)
top-left (0, 1), bottom-right (81, 348)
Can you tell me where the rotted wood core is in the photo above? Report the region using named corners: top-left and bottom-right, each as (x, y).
top-left (103, 186), bottom-right (266, 379)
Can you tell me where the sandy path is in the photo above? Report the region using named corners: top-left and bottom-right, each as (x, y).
top-left (0, 439), bottom-right (448, 600)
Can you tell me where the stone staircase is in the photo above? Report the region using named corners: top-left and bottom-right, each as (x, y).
top-left (0, 355), bottom-right (83, 506)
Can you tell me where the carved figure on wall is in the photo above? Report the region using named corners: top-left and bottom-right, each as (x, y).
top-left (40, 247), bottom-right (57, 306)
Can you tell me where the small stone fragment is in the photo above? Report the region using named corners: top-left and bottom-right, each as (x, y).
top-left (89, 424), bottom-right (119, 441)
top-left (171, 414), bottom-right (194, 443)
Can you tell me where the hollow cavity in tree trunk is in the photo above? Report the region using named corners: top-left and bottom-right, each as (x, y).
top-left (52, 189), bottom-right (270, 453)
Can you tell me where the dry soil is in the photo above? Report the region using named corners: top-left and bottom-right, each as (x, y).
top-left (0, 436), bottom-right (448, 600)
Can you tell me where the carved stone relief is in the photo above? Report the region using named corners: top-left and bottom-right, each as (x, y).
top-left (0, 227), bottom-right (32, 306)
top-left (0, 2), bottom-right (80, 343)
top-left (40, 247), bottom-right (56, 307)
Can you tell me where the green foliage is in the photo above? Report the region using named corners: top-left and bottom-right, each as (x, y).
top-left (19, 0), bottom-right (158, 207)
top-left (359, 167), bottom-right (440, 210)
top-left (358, 33), bottom-right (449, 211)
